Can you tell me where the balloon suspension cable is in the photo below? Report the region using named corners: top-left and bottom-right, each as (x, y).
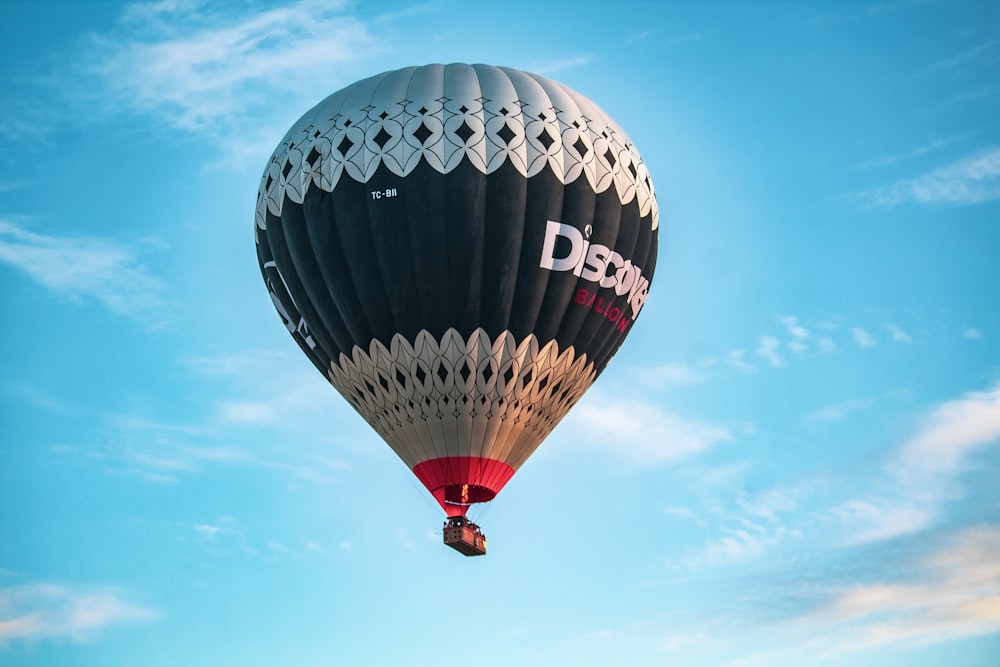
top-left (391, 453), bottom-right (449, 520)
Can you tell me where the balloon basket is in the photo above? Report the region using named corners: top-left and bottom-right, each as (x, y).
top-left (442, 516), bottom-right (487, 557)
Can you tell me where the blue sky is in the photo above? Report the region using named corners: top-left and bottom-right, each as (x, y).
top-left (1, 1), bottom-right (998, 665)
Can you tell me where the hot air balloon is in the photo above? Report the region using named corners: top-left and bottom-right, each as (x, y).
top-left (255, 64), bottom-right (658, 555)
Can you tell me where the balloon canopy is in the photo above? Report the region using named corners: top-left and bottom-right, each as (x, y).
top-left (255, 63), bottom-right (658, 518)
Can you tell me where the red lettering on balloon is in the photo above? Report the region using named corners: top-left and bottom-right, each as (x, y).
top-left (569, 288), bottom-right (630, 334)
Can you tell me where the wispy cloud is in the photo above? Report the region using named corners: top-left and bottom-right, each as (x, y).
top-left (674, 479), bottom-right (805, 570)
top-left (638, 361), bottom-right (713, 390)
top-left (851, 327), bottom-right (876, 348)
top-left (84, 0), bottom-right (378, 133)
top-left (885, 323), bottom-right (913, 343)
top-left (833, 500), bottom-right (936, 545)
top-left (653, 384), bottom-right (1000, 664)
top-left (756, 336), bottom-right (784, 367)
top-left (644, 312), bottom-right (914, 389)
top-left (626, 28), bottom-right (658, 44)
top-left (779, 315), bottom-right (809, 341)
top-left (628, 30), bottom-right (705, 46)
top-left (185, 350), bottom-right (346, 429)
top-left (710, 525), bottom-right (1000, 667)
top-left (779, 315), bottom-right (810, 354)
top-left (919, 37), bottom-right (1000, 77)
top-left (804, 397), bottom-right (875, 423)
top-left (724, 349), bottom-right (756, 373)
top-left (0, 0), bottom-right (386, 162)
top-left (893, 382), bottom-right (1000, 480)
top-left (530, 55), bottom-right (599, 76)
top-left (215, 400), bottom-right (277, 425)
top-left (857, 146), bottom-right (1000, 207)
top-left (63, 350), bottom-right (356, 484)
top-left (834, 381), bottom-right (1000, 545)
top-left (0, 582), bottom-right (159, 646)
top-left (0, 220), bottom-right (167, 325)
top-left (675, 381), bottom-right (1000, 574)
top-left (88, 414), bottom-right (351, 485)
top-left (809, 526), bottom-right (1000, 651)
top-left (565, 391), bottom-right (732, 466)
top-left (0, 384), bottom-right (76, 416)
top-left (853, 132), bottom-right (978, 171)
top-left (805, 0), bottom-right (937, 26)
top-left (184, 516), bottom-right (327, 561)
top-left (194, 522), bottom-right (227, 539)
top-left (685, 520), bottom-right (800, 569)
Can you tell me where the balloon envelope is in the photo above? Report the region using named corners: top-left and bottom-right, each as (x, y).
top-left (255, 64), bottom-right (658, 516)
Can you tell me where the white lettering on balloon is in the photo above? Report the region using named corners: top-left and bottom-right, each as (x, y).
top-left (538, 220), bottom-right (650, 323)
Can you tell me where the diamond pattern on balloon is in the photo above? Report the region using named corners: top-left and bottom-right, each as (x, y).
top-left (455, 119), bottom-right (476, 144)
top-left (413, 121), bottom-right (434, 146)
top-left (257, 66), bottom-right (658, 230)
top-left (325, 328), bottom-right (596, 470)
top-left (373, 127), bottom-right (393, 149)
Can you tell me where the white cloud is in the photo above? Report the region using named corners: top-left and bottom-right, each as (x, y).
top-left (186, 350), bottom-right (340, 427)
top-left (885, 323), bottom-right (913, 343)
top-left (853, 133), bottom-right (977, 171)
top-left (725, 349), bottom-right (756, 373)
top-left (566, 392), bottom-right (732, 466)
top-left (45, 347), bottom-right (359, 487)
top-left (780, 315), bottom-right (811, 354)
top-left (194, 523), bottom-right (227, 539)
top-left (1, 384), bottom-right (74, 415)
top-left (86, 406), bottom-right (351, 485)
top-left (779, 315), bottom-right (809, 341)
top-left (530, 55), bottom-right (598, 76)
top-left (851, 327), bottom-right (876, 348)
top-left (859, 146), bottom-right (1000, 207)
top-left (684, 381), bottom-right (1000, 573)
top-left (756, 336), bottom-right (784, 367)
top-left (639, 361), bottom-right (711, 390)
top-left (648, 383), bottom-right (1000, 665)
top-left (834, 499), bottom-right (936, 545)
top-left (920, 37), bottom-right (1000, 77)
top-left (85, 0), bottom-right (378, 133)
top-left (0, 220), bottom-right (166, 323)
top-left (737, 487), bottom-right (799, 523)
top-left (787, 340), bottom-right (808, 354)
top-left (694, 527), bottom-right (769, 566)
top-left (804, 397), bottom-right (873, 423)
top-left (215, 400), bottom-right (276, 425)
top-left (0, 583), bottom-right (159, 646)
top-left (894, 382), bottom-right (1000, 480)
top-left (812, 526), bottom-right (1000, 651)
top-left (660, 506), bottom-right (708, 527)
top-left (629, 30), bottom-right (704, 46)
top-left (684, 519), bottom-right (800, 569)
top-left (267, 541), bottom-right (289, 554)
top-left (964, 328), bottom-right (983, 340)
top-left (715, 526), bottom-right (1000, 666)
top-left (833, 381), bottom-right (1000, 545)
top-left (626, 28), bottom-right (658, 44)
top-left (185, 349), bottom-right (294, 378)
